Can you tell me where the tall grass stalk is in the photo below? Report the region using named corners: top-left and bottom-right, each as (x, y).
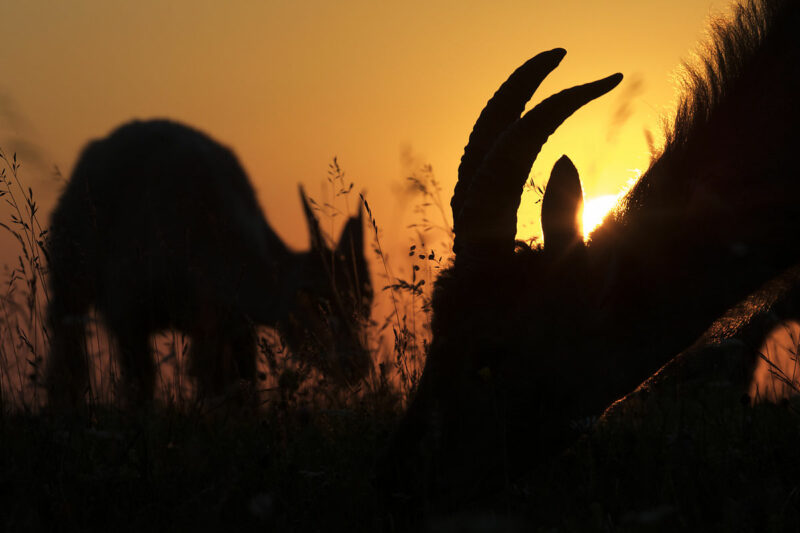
top-left (0, 149), bottom-right (50, 412)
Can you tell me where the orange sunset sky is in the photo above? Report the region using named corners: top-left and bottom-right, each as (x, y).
top-left (0, 0), bottom-right (731, 267)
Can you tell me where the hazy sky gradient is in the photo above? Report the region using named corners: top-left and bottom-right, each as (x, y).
top-left (0, 0), bottom-right (728, 261)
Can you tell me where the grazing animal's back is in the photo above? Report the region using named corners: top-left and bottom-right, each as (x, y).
top-left (50, 120), bottom-right (282, 315)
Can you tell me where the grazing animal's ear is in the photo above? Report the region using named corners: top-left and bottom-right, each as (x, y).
top-left (299, 185), bottom-right (325, 251)
top-left (542, 155), bottom-right (584, 256)
top-left (336, 201), bottom-right (368, 283)
top-left (336, 203), bottom-right (364, 256)
top-left (336, 201), bottom-right (372, 307)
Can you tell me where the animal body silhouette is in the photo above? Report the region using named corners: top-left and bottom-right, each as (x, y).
top-left (45, 119), bottom-right (372, 407)
top-left (382, 0), bottom-right (800, 505)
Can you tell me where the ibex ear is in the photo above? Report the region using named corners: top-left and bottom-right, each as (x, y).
top-left (299, 185), bottom-right (325, 251)
top-left (337, 200), bottom-right (372, 304)
top-left (541, 155), bottom-right (584, 255)
top-left (336, 199), bottom-right (366, 263)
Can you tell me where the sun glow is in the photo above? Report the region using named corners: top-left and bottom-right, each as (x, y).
top-left (749, 320), bottom-right (800, 403)
top-left (582, 194), bottom-right (619, 240)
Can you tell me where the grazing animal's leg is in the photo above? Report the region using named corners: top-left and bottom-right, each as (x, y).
top-left (45, 225), bottom-right (94, 408)
top-left (109, 317), bottom-right (156, 407)
top-left (229, 323), bottom-right (257, 387)
top-left (188, 314), bottom-right (226, 400)
top-left (46, 290), bottom-right (91, 408)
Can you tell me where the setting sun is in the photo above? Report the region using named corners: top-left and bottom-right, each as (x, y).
top-left (582, 194), bottom-right (619, 239)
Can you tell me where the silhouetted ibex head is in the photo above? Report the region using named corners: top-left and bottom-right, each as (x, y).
top-left (45, 120), bottom-right (373, 409)
top-left (382, 0), bottom-right (800, 506)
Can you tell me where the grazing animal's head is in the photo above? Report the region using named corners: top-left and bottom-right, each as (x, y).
top-left (279, 188), bottom-right (374, 384)
top-left (381, 0), bottom-right (800, 505)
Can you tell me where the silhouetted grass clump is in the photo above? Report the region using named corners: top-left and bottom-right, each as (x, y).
top-left (0, 147), bottom-right (49, 412)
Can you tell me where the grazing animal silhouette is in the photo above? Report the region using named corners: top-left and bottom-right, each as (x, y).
top-left (45, 119), bottom-right (373, 408)
top-left (381, 0), bottom-right (800, 505)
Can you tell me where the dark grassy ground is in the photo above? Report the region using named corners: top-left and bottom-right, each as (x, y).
top-left (520, 393), bottom-right (800, 531)
top-left (2, 388), bottom-right (799, 531)
top-left (1, 403), bottom-right (396, 531)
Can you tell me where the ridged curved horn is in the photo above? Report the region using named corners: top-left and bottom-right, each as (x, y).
top-left (453, 49), bottom-right (567, 224)
top-left (299, 185), bottom-right (324, 250)
top-left (454, 70), bottom-right (623, 258)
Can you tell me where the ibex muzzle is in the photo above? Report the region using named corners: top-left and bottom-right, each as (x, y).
top-left (382, 0), bottom-right (800, 506)
top-left (45, 119), bottom-right (373, 408)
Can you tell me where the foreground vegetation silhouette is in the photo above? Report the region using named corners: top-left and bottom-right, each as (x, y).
top-left (45, 120), bottom-right (373, 408)
top-left (382, 0), bottom-right (800, 507)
